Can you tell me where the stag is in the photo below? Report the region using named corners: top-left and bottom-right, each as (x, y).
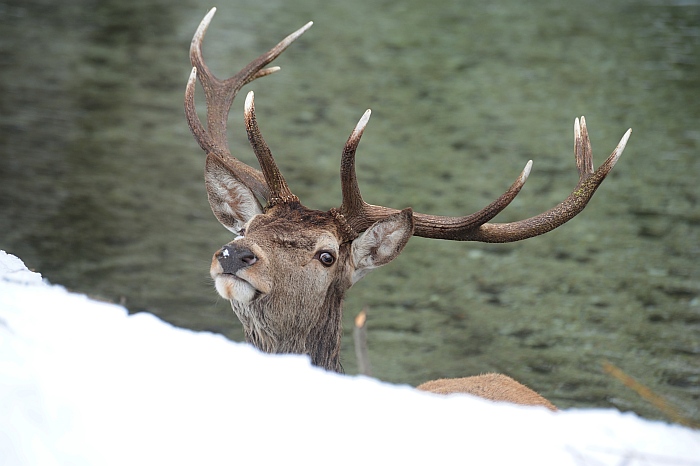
top-left (185, 8), bottom-right (630, 410)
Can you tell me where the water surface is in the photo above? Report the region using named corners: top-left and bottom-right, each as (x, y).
top-left (1, 0), bottom-right (698, 424)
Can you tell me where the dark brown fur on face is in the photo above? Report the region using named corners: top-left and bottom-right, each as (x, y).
top-left (213, 203), bottom-right (356, 371)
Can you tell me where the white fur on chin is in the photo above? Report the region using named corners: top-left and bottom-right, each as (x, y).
top-left (214, 275), bottom-right (257, 303)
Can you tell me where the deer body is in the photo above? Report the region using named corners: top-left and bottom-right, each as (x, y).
top-left (417, 374), bottom-right (558, 411)
top-left (185, 8), bottom-right (631, 411)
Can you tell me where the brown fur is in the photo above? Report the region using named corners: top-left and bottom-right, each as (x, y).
top-left (417, 373), bottom-right (557, 411)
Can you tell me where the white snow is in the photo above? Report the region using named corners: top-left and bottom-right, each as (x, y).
top-left (1, 250), bottom-right (698, 465)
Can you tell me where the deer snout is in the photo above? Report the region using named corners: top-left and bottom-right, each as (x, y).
top-left (217, 244), bottom-right (257, 275)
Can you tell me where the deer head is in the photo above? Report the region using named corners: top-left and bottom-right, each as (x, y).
top-left (185, 8), bottom-right (631, 373)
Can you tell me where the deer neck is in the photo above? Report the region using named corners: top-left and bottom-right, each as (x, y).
top-left (230, 285), bottom-right (346, 373)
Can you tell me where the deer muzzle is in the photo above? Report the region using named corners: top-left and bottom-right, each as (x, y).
top-left (217, 244), bottom-right (257, 275)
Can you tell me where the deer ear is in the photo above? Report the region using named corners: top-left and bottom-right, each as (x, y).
top-left (204, 154), bottom-right (264, 234)
top-left (350, 208), bottom-right (414, 284)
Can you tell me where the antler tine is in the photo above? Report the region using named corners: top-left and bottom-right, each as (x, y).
top-left (411, 160), bottom-right (533, 239)
top-left (229, 19), bottom-right (314, 89)
top-left (244, 91), bottom-right (298, 206)
top-left (460, 117), bottom-right (632, 243)
top-left (339, 109), bottom-right (372, 217)
top-left (189, 8), bottom-right (242, 152)
top-left (574, 116), bottom-right (594, 177)
top-left (337, 110), bottom-right (534, 239)
top-left (186, 7), bottom-right (312, 202)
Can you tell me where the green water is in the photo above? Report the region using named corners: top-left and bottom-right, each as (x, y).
top-left (1, 0), bottom-right (698, 424)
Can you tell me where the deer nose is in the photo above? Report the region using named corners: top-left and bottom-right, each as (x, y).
top-left (218, 244), bottom-right (257, 274)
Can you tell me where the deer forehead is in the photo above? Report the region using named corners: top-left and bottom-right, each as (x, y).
top-left (244, 206), bottom-right (344, 255)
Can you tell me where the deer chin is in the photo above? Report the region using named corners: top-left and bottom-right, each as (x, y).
top-left (213, 273), bottom-right (259, 304)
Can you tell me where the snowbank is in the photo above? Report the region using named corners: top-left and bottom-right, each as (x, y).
top-left (1, 250), bottom-right (698, 465)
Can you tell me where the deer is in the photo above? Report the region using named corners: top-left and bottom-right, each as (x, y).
top-left (184, 8), bottom-right (631, 411)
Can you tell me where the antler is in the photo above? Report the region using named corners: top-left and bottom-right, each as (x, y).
top-left (185, 8), bottom-right (312, 203)
top-left (243, 91), bottom-right (298, 206)
top-left (186, 9), bottom-right (631, 243)
top-left (338, 112), bottom-right (631, 242)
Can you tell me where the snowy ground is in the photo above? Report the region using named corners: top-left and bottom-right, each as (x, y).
top-left (1, 250), bottom-right (698, 466)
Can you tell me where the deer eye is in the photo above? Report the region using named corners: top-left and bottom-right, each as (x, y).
top-left (316, 251), bottom-right (336, 267)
